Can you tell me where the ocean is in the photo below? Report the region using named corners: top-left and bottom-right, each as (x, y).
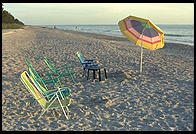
top-left (40, 24), bottom-right (194, 46)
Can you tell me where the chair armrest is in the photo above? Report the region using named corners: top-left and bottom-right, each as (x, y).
top-left (44, 88), bottom-right (70, 97)
top-left (85, 64), bottom-right (99, 69)
top-left (84, 59), bottom-right (94, 62)
top-left (44, 86), bottom-right (69, 93)
top-left (55, 64), bottom-right (68, 70)
top-left (37, 86), bottom-right (70, 101)
top-left (51, 63), bottom-right (74, 72)
top-left (82, 62), bottom-right (92, 65)
top-left (42, 77), bottom-right (59, 84)
top-left (87, 64), bottom-right (98, 67)
top-left (85, 60), bottom-right (96, 64)
top-left (37, 69), bottom-right (51, 74)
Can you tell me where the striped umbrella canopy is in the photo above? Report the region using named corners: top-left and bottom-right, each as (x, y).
top-left (118, 15), bottom-right (164, 74)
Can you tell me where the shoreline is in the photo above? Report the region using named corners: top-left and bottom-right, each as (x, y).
top-left (3, 25), bottom-right (193, 47)
top-left (48, 26), bottom-right (195, 47)
top-left (2, 25), bottom-right (194, 130)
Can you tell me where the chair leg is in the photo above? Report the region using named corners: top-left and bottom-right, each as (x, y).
top-left (67, 66), bottom-right (76, 83)
top-left (37, 97), bottom-right (57, 120)
top-left (65, 106), bottom-right (70, 113)
top-left (56, 77), bottom-right (63, 88)
top-left (57, 87), bottom-right (64, 100)
top-left (37, 109), bottom-right (47, 120)
top-left (83, 68), bottom-right (86, 77)
top-left (57, 94), bottom-right (69, 120)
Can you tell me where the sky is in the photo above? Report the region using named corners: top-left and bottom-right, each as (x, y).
top-left (3, 3), bottom-right (194, 25)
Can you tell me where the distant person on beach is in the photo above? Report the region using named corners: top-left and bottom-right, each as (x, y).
top-left (54, 25), bottom-right (56, 29)
top-left (75, 26), bottom-right (79, 31)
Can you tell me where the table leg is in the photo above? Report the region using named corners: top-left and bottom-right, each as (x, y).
top-left (99, 69), bottom-right (101, 81)
top-left (83, 68), bottom-right (85, 76)
top-left (93, 70), bottom-right (96, 79)
top-left (87, 69), bottom-right (89, 80)
top-left (104, 68), bottom-right (107, 79)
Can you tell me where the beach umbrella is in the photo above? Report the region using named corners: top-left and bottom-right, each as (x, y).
top-left (118, 15), bottom-right (164, 74)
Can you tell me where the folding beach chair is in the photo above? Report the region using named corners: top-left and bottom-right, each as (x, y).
top-left (43, 57), bottom-right (76, 83)
top-left (76, 51), bottom-right (98, 72)
top-left (26, 57), bottom-right (47, 75)
top-left (76, 52), bottom-right (107, 81)
top-left (20, 71), bottom-right (72, 120)
top-left (28, 67), bottom-right (63, 91)
top-left (26, 58), bottom-right (63, 89)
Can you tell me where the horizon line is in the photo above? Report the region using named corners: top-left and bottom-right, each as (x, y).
top-left (30, 24), bottom-right (194, 25)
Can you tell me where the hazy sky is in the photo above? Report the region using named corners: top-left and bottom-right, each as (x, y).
top-left (3, 3), bottom-right (194, 25)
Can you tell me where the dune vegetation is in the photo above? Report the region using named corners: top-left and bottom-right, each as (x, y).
top-left (2, 4), bottom-right (24, 29)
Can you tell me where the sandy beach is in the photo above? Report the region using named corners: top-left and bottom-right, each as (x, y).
top-left (2, 26), bottom-right (194, 131)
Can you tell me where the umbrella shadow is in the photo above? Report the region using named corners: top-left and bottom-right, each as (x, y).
top-left (83, 96), bottom-right (108, 108)
top-left (107, 70), bottom-right (127, 82)
top-left (142, 67), bottom-right (165, 80)
top-left (73, 95), bottom-right (108, 110)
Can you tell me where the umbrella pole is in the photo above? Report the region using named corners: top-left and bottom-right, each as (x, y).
top-left (140, 45), bottom-right (143, 74)
top-left (140, 32), bottom-right (144, 74)
top-left (140, 26), bottom-right (146, 75)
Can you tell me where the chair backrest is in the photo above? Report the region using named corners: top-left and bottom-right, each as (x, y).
top-left (76, 52), bottom-right (86, 67)
top-left (29, 67), bottom-right (71, 97)
top-left (28, 68), bottom-right (57, 101)
top-left (26, 57), bottom-right (33, 68)
top-left (25, 58), bottom-right (47, 88)
top-left (20, 71), bottom-right (48, 108)
top-left (44, 57), bottom-right (58, 74)
top-left (29, 66), bottom-right (47, 89)
top-left (28, 68), bottom-right (48, 94)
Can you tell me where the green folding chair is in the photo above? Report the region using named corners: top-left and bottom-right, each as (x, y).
top-left (28, 67), bottom-right (63, 94)
top-left (26, 57), bottom-right (53, 78)
top-left (20, 71), bottom-right (72, 120)
top-left (26, 58), bottom-right (63, 89)
top-left (43, 57), bottom-right (76, 83)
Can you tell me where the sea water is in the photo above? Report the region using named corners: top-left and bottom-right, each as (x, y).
top-left (40, 24), bottom-right (194, 46)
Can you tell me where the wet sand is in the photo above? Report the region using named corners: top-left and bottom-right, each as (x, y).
top-left (2, 26), bottom-right (194, 131)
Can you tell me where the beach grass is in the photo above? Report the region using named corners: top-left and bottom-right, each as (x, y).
top-left (2, 23), bottom-right (24, 29)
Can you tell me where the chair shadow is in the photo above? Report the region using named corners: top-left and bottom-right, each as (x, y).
top-left (107, 70), bottom-right (127, 82)
top-left (78, 95), bottom-right (108, 109)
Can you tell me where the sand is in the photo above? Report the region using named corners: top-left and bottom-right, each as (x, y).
top-left (2, 26), bottom-right (194, 131)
